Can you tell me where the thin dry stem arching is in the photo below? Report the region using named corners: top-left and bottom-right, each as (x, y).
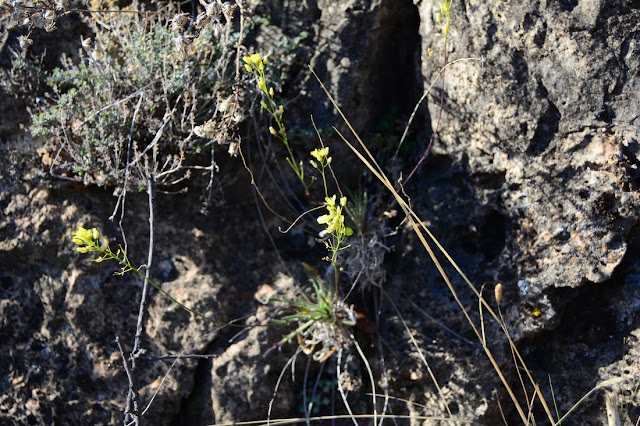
top-left (140, 346), bottom-right (188, 417)
top-left (384, 290), bottom-right (453, 419)
top-left (351, 335), bottom-right (378, 425)
top-left (555, 378), bottom-right (625, 425)
top-left (237, 140), bottom-right (292, 224)
top-left (393, 56), bottom-right (485, 162)
top-left (205, 413), bottom-right (482, 426)
top-left (336, 347), bottom-right (359, 426)
top-left (391, 279), bottom-right (475, 346)
top-left (278, 205), bottom-right (325, 234)
top-left (268, 347), bottom-right (302, 426)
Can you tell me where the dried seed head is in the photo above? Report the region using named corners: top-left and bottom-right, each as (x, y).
top-left (227, 141), bottom-right (239, 157)
top-left (494, 283), bottom-right (503, 305)
top-left (218, 96), bottom-right (235, 112)
top-left (18, 35), bottom-right (32, 49)
top-left (338, 370), bottom-right (362, 391)
top-left (43, 9), bottom-right (55, 21)
top-left (200, 0), bottom-right (221, 18)
top-left (194, 12), bottom-right (208, 28)
top-left (171, 13), bottom-right (191, 32)
top-left (91, 48), bottom-right (104, 61)
top-left (81, 36), bottom-right (92, 49)
top-left (221, 2), bottom-right (237, 19)
top-left (231, 112), bottom-right (243, 123)
top-left (193, 120), bottom-right (217, 139)
top-left (174, 34), bottom-right (194, 56)
top-left (174, 34), bottom-right (185, 51)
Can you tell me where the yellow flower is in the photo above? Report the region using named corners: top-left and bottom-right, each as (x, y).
top-left (317, 195), bottom-right (352, 236)
top-left (72, 226), bottom-right (102, 253)
top-left (269, 126), bottom-right (277, 135)
top-left (244, 53), bottom-right (264, 71)
top-left (243, 53), bottom-right (265, 73)
top-left (310, 147), bottom-right (329, 163)
top-left (324, 195), bottom-right (336, 208)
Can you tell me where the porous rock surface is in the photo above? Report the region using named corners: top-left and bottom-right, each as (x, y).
top-left (0, 0), bottom-right (638, 425)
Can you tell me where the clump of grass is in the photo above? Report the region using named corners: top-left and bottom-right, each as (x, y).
top-left (267, 268), bottom-right (357, 363)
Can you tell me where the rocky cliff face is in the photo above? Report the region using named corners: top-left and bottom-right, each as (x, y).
top-left (0, 0), bottom-right (638, 424)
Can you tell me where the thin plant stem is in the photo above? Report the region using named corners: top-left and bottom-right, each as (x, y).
top-left (403, 31), bottom-right (448, 186)
top-left (124, 173), bottom-right (155, 426)
top-left (549, 376), bottom-right (561, 425)
top-left (336, 348), bottom-right (359, 426)
top-left (303, 353), bottom-right (312, 425)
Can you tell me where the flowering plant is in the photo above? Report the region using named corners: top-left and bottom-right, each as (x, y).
top-left (244, 53), bottom-right (312, 190)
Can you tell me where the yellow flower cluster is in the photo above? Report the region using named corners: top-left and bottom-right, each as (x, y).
top-left (317, 195), bottom-right (353, 236)
top-left (72, 227), bottom-right (101, 253)
top-left (309, 147), bottom-right (331, 169)
top-left (243, 53), bottom-right (265, 74)
top-left (243, 53), bottom-right (268, 93)
top-left (244, 52), bottom-right (311, 189)
top-left (243, 53), bottom-right (279, 110)
top-left (71, 227), bottom-right (109, 262)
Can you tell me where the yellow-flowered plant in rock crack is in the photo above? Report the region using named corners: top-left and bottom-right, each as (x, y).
top-left (244, 53), bottom-right (312, 191)
top-left (310, 147), bottom-right (353, 273)
top-left (71, 226), bottom-right (236, 327)
top-left (263, 146), bottom-right (357, 362)
top-left (244, 54), bottom-right (358, 363)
